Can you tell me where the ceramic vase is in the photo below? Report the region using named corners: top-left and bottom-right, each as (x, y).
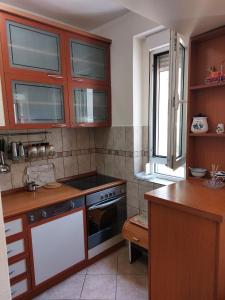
top-left (191, 116), bottom-right (208, 133)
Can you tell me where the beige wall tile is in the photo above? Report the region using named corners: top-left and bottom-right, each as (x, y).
top-left (138, 181), bottom-right (154, 212)
top-left (113, 127), bottom-right (125, 151)
top-left (78, 154), bottom-right (91, 174)
top-left (95, 154), bottom-right (105, 174)
top-left (127, 205), bottom-right (139, 218)
top-left (48, 157), bottom-right (64, 179)
top-left (105, 128), bottom-right (114, 149)
top-left (0, 172), bottom-right (12, 191)
top-left (76, 128), bottom-right (90, 150)
top-left (63, 156), bottom-right (78, 177)
top-left (47, 128), bottom-right (63, 152)
top-left (89, 129), bottom-right (95, 149)
top-left (125, 126), bottom-right (133, 151)
top-left (62, 128), bottom-right (76, 151)
top-left (113, 156), bottom-right (125, 179)
top-left (127, 181), bottom-right (139, 209)
top-left (11, 162), bottom-right (29, 188)
top-left (142, 126), bottom-right (149, 151)
top-left (104, 154), bottom-right (115, 177)
top-left (94, 128), bottom-right (106, 148)
top-left (90, 153), bottom-right (96, 172)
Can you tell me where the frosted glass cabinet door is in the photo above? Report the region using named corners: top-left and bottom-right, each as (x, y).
top-left (73, 88), bottom-right (108, 123)
top-left (12, 81), bottom-right (65, 124)
top-left (71, 40), bottom-right (105, 80)
top-left (6, 21), bottom-right (61, 73)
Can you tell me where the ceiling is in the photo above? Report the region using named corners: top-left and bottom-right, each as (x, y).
top-left (111, 0), bottom-right (225, 36)
top-left (0, 0), bottom-right (128, 30)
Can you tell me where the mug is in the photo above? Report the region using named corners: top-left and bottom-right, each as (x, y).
top-left (28, 145), bottom-right (38, 158)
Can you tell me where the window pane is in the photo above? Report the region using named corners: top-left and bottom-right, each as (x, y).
top-left (153, 52), bottom-right (169, 158)
top-left (0, 80), bottom-right (5, 126)
top-left (12, 81), bottom-right (64, 123)
top-left (155, 163), bottom-right (185, 178)
top-left (7, 21), bottom-right (60, 73)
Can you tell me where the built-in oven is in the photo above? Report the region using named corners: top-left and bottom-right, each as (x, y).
top-left (86, 184), bottom-right (127, 258)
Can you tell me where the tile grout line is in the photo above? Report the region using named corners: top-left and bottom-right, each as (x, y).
top-left (115, 250), bottom-right (119, 300)
top-left (79, 270), bottom-right (87, 300)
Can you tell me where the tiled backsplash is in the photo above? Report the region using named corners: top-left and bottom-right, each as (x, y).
top-left (0, 126), bottom-right (162, 219)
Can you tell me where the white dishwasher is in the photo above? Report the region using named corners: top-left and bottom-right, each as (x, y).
top-left (27, 197), bottom-right (86, 286)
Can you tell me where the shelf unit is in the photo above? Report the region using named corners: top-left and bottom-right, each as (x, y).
top-left (187, 26), bottom-right (225, 176)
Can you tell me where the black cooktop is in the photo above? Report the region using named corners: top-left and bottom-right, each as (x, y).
top-left (64, 174), bottom-right (118, 190)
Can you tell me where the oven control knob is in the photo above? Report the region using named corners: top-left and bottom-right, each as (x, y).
top-left (105, 194), bottom-right (109, 198)
top-left (29, 214), bottom-right (35, 222)
top-left (100, 195), bottom-right (104, 200)
top-left (109, 192), bottom-right (112, 197)
top-left (41, 210), bottom-right (47, 218)
top-left (113, 191), bottom-right (116, 196)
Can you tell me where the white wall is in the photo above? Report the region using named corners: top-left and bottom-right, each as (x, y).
top-left (93, 12), bottom-right (157, 126)
top-left (0, 194), bottom-right (11, 300)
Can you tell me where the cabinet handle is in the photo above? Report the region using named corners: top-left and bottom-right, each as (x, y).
top-left (11, 289), bottom-right (16, 296)
top-left (48, 74), bottom-right (63, 79)
top-left (5, 228), bottom-right (10, 233)
top-left (51, 124), bottom-right (67, 128)
top-left (72, 78), bottom-right (84, 82)
top-left (7, 249), bottom-right (13, 255)
top-left (132, 236), bottom-right (140, 242)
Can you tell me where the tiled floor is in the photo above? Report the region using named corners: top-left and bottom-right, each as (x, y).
top-left (33, 246), bottom-right (148, 300)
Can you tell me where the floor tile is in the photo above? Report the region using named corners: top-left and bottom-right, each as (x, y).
top-left (116, 275), bottom-right (148, 300)
top-left (117, 247), bottom-right (148, 275)
top-left (80, 275), bottom-right (116, 300)
top-left (87, 253), bottom-right (117, 275)
top-left (33, 274), bottom-right (85, 300)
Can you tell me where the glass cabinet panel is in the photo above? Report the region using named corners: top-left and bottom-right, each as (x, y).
top-left (71, 40), bottom-right (105, 80)
top-left (7, 21), bottom-right (61, 73)
top-left (73, 88), bottom-right (108, 123)
top-left (12, 81), bottom-right (64, 124)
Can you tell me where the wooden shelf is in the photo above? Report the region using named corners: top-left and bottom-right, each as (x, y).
top-left (190, 81), bottom-right (225, 91)
top-left (189, 133), bottom-right (225, 137)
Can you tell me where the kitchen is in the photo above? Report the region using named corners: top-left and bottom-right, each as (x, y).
top-left (0, 0), bottom-right (225, 300)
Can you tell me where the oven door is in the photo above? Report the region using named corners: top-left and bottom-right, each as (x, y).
top-left (87, 195), bottom-right (127, 250)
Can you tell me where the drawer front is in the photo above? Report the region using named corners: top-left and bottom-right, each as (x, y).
top-left (5, 219), bottom-right (23, 237)
top-left (9, 259), bottom-right (26, 279)
top-left (7, 239), bottom-right (25, 259)
top-left (11, 278), bottom-right (28, 299)
top-left (122, 221), bottom-right (148, 250)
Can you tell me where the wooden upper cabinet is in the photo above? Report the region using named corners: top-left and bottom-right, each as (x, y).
top-left (0, 13), bottom-right (70, 128)
top-left (66, 33), bottom-right (110, 85)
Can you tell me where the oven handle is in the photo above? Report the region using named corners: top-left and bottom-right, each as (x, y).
top-left (88, 196), bottom-right (124, 211)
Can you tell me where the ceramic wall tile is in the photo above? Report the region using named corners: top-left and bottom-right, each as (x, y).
top-left (113, 156), bottom-right (125, 179)
top-left (76, 128), bottom-right (90, 150)
top-left (90, 154), bottom-right (96, 172)
top-left (133, 126), bottom-right (143, 151)
top-left (94, 128), bottom-right (106, 148)
top-left (0, 172), bottom-right (12, 191)
top-left (95, 154), bottom-right (105, 174)
top-left (104, 128), bottom-right (114, 149)
top-left (138, 181), bottom-right (154, 212)
top-left (11, 162), bottom-right (29, 189)
top-left (7, 130), bottom-right (28, 144)
top-left (62, 128), bottom-right (76, 151)
top-left (125, 127), bottom-right (133, 151)
top-left (127, 181), bottom-right (139, 209)
top-left (142, 126), bottom-right (149, 152)
top-left (47, 128), bottom-right (63, 152)
top-left (113, 127), bottom-right (126, 151)
top-left (63, 156), bottom-right (78, 177)
top-left (89, 129), bottom-right (95, 149)
top-left (127, 205), bottom-right (139, 218)
top-left (48, 157), bottom-right (64, 179)
top-left (104, 154), bottom-right (115, 177)
top-left (27, 129), bottom-right (47, 144)
top-left (78, 154), bottom-right (91, 174)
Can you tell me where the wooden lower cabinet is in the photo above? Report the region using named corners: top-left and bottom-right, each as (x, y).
top-left (149, 202), bottom-right (225, 300)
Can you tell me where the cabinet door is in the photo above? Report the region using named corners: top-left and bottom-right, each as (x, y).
top-left (71, 86), bottom-right (110, 126)
top-left (6, 74), bottom-right (70, 128)
top-left (70, 38), bottom-right (108, 82)
top-left (1, 13), bottom-right (66, 78)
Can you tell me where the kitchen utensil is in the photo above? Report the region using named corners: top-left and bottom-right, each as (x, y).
top-left (28, 144), bottom-right (38, 159)
top-left (0, 151), bottom-right (10, 173)
top-left (27, 181), bottom-right (39, 192)
top-left (189, 167), bottom-right (207, 177)
top-left (46, 144), bottom-right (55, 157)
top-left (26, 164), bottom-right (56, 187)
top-left (37, 144), bottom-right (46, 157)
top-left (11, 142), bottom-right (18, 160)
top-left (18, 142), bottom-right (25, 158)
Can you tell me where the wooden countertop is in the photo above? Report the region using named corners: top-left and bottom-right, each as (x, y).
top-left (2, 180), bottom-right (126, 218)
top-left (145, 179), bottom-right (225, 223)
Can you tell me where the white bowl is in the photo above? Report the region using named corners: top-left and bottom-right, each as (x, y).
top-left (190, 167), bottom-right (207, 177)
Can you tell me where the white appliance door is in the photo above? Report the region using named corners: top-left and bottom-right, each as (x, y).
top-left (31, 210), bottom-right (85, 286)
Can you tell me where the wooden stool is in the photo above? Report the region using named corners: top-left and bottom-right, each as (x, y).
top-left (122, 214), bottom-right (148, 263)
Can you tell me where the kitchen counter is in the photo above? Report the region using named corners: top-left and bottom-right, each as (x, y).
top-left (145, 179), bottom-right (225, 300)
top-left (145, 178), bottom-right (225, 222)
top-left (2, 179), bottom-right (125, 218)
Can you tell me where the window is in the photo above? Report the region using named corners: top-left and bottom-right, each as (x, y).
top-left (149, 31), bottom-right (187, 179)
